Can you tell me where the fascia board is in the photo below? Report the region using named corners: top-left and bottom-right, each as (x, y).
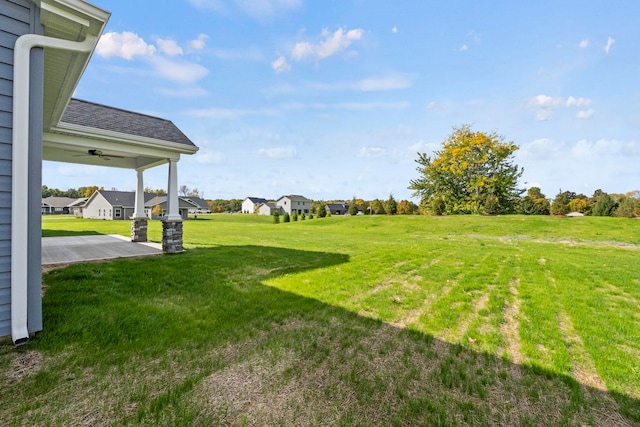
top-left (49, 123), bottom-right (199, 154)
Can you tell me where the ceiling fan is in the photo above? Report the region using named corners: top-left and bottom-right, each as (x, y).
top-left (75, 149), bottom-right (126, 161)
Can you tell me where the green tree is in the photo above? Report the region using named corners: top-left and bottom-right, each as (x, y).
top-left (397, 200), bottom-right (416, 215)
top-left (370, 199), bottom-right (386, 215)
top-left (316, 204), bottom-right (327, 218)
top-left (385, 194), bottom-right (398, 215)
top-left (550, 190), bottom-right (575, 216)
top-left (592, 193), bottom-right (618, 216)
top-left (272, 211), bottom-right (280, 224)
top-left (283, 212), bottom-right (291, 223)
top-left (517, 187), bottom-right (550, 215)
top-left (291, 211), bottom-right (298, 222)
top-left (409, 125), bottom-right (523, 214)
top-left (348, 203), bottom-right (359, 215)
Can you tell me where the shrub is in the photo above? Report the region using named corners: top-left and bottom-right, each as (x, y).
top-left (272, 211), bottom-right (280, 224)
top-left (309, 212), bottom-right (314, 220)
top-left (301, 213), bottom-right (306, 220)
top-left (292, 211), bottom-right (298, 222)
top-left (326, 210), bottom-right (332, 218)
top-left (592, 194), bottom-right (617, 216)
top-left (316, 205), bottom-right (326, 218)
top-left (283, 212), bottom-right (291, 223)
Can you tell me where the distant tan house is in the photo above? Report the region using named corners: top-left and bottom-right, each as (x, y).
top-left (41, 196), bottom-right (86, 215)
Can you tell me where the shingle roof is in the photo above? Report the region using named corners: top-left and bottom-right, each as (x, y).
top-left (42, 196), bottom-right (78, 208)
top-left (183, 196), bottom-right (209, 209)
top-left (99, 190), bottom-right (159, 207)
top-left (246, 197), bottom-right (268, 204)
top-left (61, 99), bottom-right (196, 147)
top-left (279, 195), bottom-right (310, 202)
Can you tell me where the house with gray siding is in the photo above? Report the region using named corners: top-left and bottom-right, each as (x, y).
top-left (1, 0), bottom-right (198, 344)
top-left (83, 190), bottom-right (193, 220)
top-left (277, 195), bottom-right (311, 216)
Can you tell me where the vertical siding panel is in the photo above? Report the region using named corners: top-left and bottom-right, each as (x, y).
top-left (0, 0), bottom-right (37, 338)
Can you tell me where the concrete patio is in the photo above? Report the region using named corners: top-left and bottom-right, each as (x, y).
top-left (42, 234), bottom-right (163, 265)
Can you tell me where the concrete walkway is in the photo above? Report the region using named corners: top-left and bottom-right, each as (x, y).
top-left (42, 234), bottom-right (163, 265)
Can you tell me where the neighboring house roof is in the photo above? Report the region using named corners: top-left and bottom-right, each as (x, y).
top-left (68, 198), bottom-right (88, 207)
top-left (245, 197), bottom-right (268, 204)
top-left (61, 99), bottom-right (196, 148)
top-left (145, 196), bottom-right (194, 209)
top-left (41, 197), bottom-right (77, 208)
top-left (278, 195), bottom-right (310, 202)
top-left (97, 190), bottom-right (158, 207)
top-left (183, 196), bottom-right (209, 209)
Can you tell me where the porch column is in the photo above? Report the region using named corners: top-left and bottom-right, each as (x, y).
top-left (163, 159), bottom-right (183, 253)
top-left (131, 169), bottom-right (148, 242)
top-left (165, 159), bottom-right (181, 221)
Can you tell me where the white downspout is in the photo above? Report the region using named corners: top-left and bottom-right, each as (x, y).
top-left (11, 34), bottom-right (97, 344)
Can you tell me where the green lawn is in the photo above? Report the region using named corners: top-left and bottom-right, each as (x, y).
top-left (2, 214), bottom-right (639, 426)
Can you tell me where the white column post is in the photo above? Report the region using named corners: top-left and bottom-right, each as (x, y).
top-left (132, 169), bottom-right (145, 218)
top-left (166, 159), bottom-right (181, 220)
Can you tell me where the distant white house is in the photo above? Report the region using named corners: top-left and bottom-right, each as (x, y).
top-left (242, 197), bottom-right (268, 214)
top-left (258, 202), bottom-right (283, 216)
top-left (277, 195), bottom-right (311, 216)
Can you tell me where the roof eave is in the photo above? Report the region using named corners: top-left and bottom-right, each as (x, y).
top-left (50, 122), bottom-right (199, 155)
top-left (36, 0), bottom-right (111, 128)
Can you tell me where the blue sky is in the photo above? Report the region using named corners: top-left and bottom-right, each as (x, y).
top-left (43, 0), bottom-right (640, 201)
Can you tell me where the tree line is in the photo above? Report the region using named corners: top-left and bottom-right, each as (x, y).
top-left (409, 124), bottom-right (639, 217)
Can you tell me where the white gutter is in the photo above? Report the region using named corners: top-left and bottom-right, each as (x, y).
top-left (11, 33), bottom-right (97, 344)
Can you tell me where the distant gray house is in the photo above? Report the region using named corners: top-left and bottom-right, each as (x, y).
top-left (277, 195), bottom-right (311, 216)
top-left (41, 196), bottom-right (85, 215)
top-left (258, 202), bottom-right (283, 216)
top-left (183, 196), bottom-right (210, 213)
top-left (242, 197), bottom-right (268, 214)
top-left (83, 190), bottom-right (194, 220)
top-left (1, 0), bottom-right (198, 344)
top-left (325, 203), bottom-right (363, 216)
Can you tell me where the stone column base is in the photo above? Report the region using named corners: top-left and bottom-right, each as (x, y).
top-left (162, 220), bottom-right (183, 253)
top-left (131, 218), bottom-right (148, 242)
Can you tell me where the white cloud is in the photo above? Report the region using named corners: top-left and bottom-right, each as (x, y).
top-left (358, 146), bottom-right (387, 158)
top-left (426, 101), bottom-right (447, 111)
top-left (579, 39), bottom-right (589, 49)
top-left (189, 33), bottom-right (209, 50)
top-left (468, 30), bottom-right (481, 44)
top-left (96, 31), bottom-right (156, 60)
top-left (527, 95), bottom-right (594, 121)
top-left (409, 140), bottom-right (438, 153)
top-left (576, 109), bottom-right (595, 119)
top-left (272, 56), bottom-right (291, 73)
top-left (459, 44), bottom-right (469, 51)
top-left (308, 75), bottom-right (411, 92)
top-left (156, 38), bottom-right (183, 56)
top-left (195, 148), bottom-right (225, 164)
top-left (535, 110), bottom-right (553, 121)
top-left (528, 94), bottom-right (563, 108)
top-left (258, 145), bottom-right (297, 159)
top-left (149, 56), bottom-right (209, 84)
top-left (565, 96), bottom-right (592, 107)
top-left (392, 26), bottom-right (398, 34)
top-left (291, 27), bottom-right (364, 62)
top-left (184, 107), bottom-right (277, 119)
top-left (605, 36), bottom-right (615, 54)
top-left (358, 76), bottom-right (411, 91)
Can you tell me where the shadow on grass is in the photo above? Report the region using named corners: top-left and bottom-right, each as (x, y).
top-left (2, 245), bottom-right (638, 425)
top-left (41, 229), bottom-right (104, 238)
